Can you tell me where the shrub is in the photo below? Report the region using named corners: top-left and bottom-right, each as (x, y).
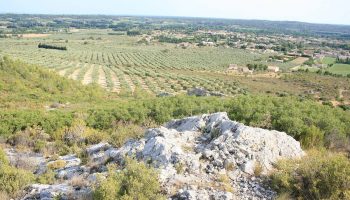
top-left (0, 148), bottom-right (9, 165)
top-left (7, 126), bottom-right (49, 148)
top-left (58, 119), bottom-right (86, 146)
top-left (300, 125), bottom-right (324, 148)
top-left (47, 160), bottom-right (66, 170)
top-left (69, 176), bottom-right (89, 188)
top-left (34, 140), bottom-right (47, 153)
top-left (254, 161), bottom-right (263, 176)
top-left (93, 158), bottom-right (165, 200)
top-left (174, 162), bottom-right (185, 174)
top-left (84, 129), bottom-right (109, 145)
top-left (270, 150), bottom-right (350, 200)
top-left (37, 169), bottom-right (55, 184)
top-left (217, 174), bottom-right (234, 193)
top-left (109, 123), bottom-right (144, 147)
top-left (0, 164), bottom-right (34, 197)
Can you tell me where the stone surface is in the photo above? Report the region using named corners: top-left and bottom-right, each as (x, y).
top-left (187, 88), bottom-right (226, 97)
top-left (18, 112), bottom-right (305, 200)
top-left (22, 183), bottom-right (92, 200)
top-left (114, 112), bottom-right (304, 199)
top-left (5, 148), bottom-right (45, 172)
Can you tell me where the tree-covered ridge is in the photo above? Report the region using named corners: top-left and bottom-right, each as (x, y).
top-left (1, 14), bottom-right (350, 39)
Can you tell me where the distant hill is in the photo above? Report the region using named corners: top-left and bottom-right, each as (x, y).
top-left (0, 14), bottom-right (349, 39)
top-left (0, 56), bottom-right (105, 108)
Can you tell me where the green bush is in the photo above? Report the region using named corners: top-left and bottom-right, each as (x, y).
top-left (0, 149), bottom-right (34, 198)
top-left (0, 110), bottom-right (74, 136)
top-left (0, 163), bottom-right (34, 197)
top-left (93, 158), bottom-right (165, 200)
top-left (270, 150), bottom-right (350, 200)
top-left (0, 149), bottom-right (9, 165)
top-left (109, 123), bottom-right (144, 147)
top-left (36, 169), bottom-right (55, 184)
top-left (229, 95), bottom-right (350, 149)
top-left (2, 94), bottom-right (350, 151)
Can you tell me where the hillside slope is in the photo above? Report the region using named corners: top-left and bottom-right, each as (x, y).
top-left (0, 56), bottom-right (106, 108)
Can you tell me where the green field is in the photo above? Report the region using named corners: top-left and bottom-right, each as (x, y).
top-left (327, 63), bottom-right (350, 75)
top-left (322, 57), bottom-right (336, 65)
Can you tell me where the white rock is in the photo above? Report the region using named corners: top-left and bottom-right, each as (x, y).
top-left (86, 142), bottom-right (111, 155)
top-left (22, 112), bottom-right (304, 200)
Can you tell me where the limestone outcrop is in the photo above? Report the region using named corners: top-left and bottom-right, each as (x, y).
top-left (16, 112), bottom-right (304, 200)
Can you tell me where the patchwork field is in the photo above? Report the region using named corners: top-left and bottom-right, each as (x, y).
top-left (1, 29), bottom-right (349, 102)
top-left (0, 30), bottom-right (268, 95)
top-left (322, 57), bottom-right (336, 65)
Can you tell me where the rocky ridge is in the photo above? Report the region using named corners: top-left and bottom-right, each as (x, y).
top-left (11, 112), bottom-right (304, 200)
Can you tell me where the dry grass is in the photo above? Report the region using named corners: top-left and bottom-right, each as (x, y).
top-left (21, 34), bottom-right (50, 38)
top-left (47, 160), bottom-right (66, 170)
top-left (69, 176), bottom-right (90, 187)
top-left (0, 191), bottom-right (10, 200)
top-left (290, 57), bottom-right (309, 65)
top-left (254, 161), bottom-right (263, 176)
top-left (224, 162), bottom-right (235, 171)
top-left (181, 145), bottom-right (193, 153)
top-left (13, 157), bottom-right (38, 171)
top-left (217, 174), bottom-right (234, 193)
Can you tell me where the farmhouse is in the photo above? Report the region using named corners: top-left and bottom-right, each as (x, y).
top-left (227, 64), bottom-right (239, 72)
top-left (226, 64), bottom-right (253, 74)
top-left (303, 50), bottom-right (314, 57)
top-left (267, 66), bottom-right (280, 73)
top-left (177, 42), bottom-right (190, 48)
top-left (287, 52), bottom-right (302, 57)
top-left (201, 41), bottom-right (215, 46)
top-left (241, 67), bottom-right (253, 74)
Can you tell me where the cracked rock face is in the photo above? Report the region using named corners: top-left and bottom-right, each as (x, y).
top-left (18, 112), bottom-right (304, 200)
top-left (116, 112), bottom-right (305, 199)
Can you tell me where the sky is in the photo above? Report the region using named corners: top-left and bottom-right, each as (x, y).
top-left (1, 0), bottom-right (349, 25)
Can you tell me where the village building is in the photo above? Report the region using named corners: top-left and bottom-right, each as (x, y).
top-left (267, 66), bottom-right (280, 73)
top-left (226, 64), bottom-right (253, 74)
top-left (177, 42), bottom-right (190, 48)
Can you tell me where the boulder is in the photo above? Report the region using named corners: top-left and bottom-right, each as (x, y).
top-left (21, 112), bottom-right (304, 200)
top-left (86, 142), bottom-right (111, 155)
top-left (187, 87), bottom-right (210, 97)
top-left (187, 88), bottom-right (226, 97)
top-left (22, 183), bottom-right (92, 200)
top-left (113, 112), bottom-right (304, 199)
top-left (5, 148), bottom-right (45, 172)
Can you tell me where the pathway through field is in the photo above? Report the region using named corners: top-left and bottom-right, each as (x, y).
top-left (58, 68), bottom-right (68, 76)
top-left (82, 65), bottom-right (94, 85)
top-left (68, 67), bottom-right (81, 80)
top-left (97, 66), bottom-right (107, 88)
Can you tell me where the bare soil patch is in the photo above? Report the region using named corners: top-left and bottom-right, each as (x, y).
top-left (21, 34), bottom-right (51, 38)
top-left (290, 57), bottom-right (309, 65)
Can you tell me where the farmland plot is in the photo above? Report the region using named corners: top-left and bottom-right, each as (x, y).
top-left (0, 30), bottom-right (263, 95)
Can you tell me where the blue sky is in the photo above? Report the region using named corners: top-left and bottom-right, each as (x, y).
top-left (1, 0), bottom-right (349, 25)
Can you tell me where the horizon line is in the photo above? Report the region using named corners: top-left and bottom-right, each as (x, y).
top-left (1, 12), bottom-right (350, 27)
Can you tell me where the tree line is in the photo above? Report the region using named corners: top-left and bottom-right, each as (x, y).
top-left (336, 56), bottom-right (350, 64)
top-left (38, 43), bottom-right (67, 51)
